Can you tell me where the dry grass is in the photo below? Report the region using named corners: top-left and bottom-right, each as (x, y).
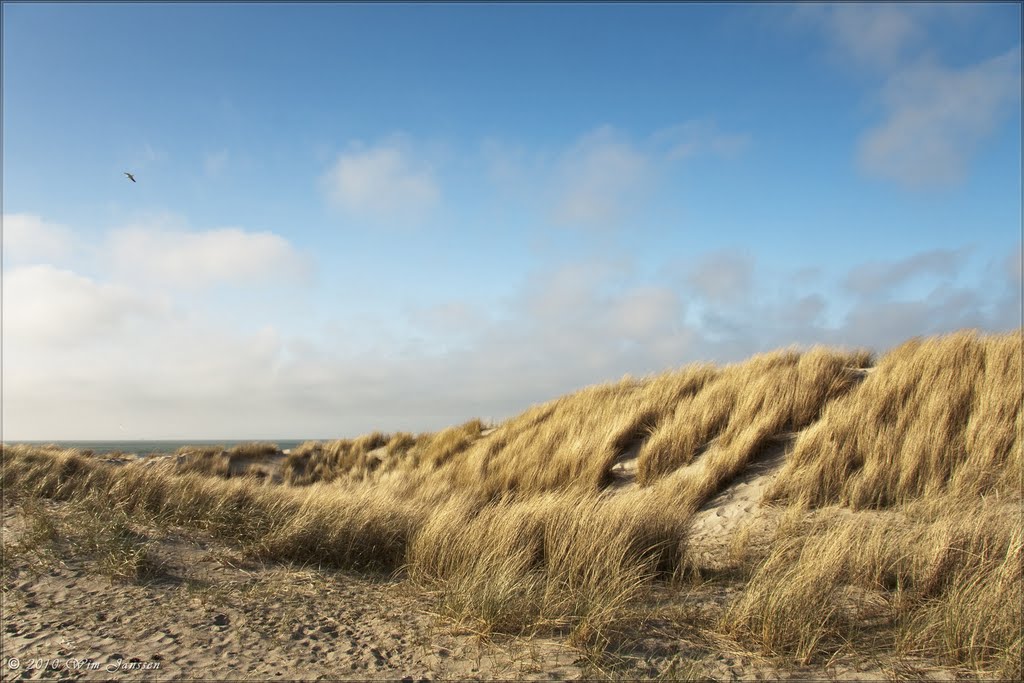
top-left (171, 442), bottom-right (282, 479)
top-left (2, 497), bottom-right (164, 583)
top-left (438, 346), bottom-right (871, 510)
top-left (715, 332), bottom-right (1022, 678)
top-left (2, 329), bottom-right (1019, 677)
top-left (441, 369), bottom-right (714, 501)
top-left (1, 445), bottom-right (419, 572)
top-left (282, 421), bottom-right (484, 485)
top-left (719, 495), bottom-right (1022, 678)
top-left (407, 488), bottom-right (688, 647)
top-left (637, 348), bottom-right (872, 483)
top-left (282, 436), bottom-right (379, 485)
top-left (766, 330), bottom-right (1022, 508)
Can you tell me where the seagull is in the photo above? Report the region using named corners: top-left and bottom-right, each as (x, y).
top-left (124, 172), bottom-right (136, 183)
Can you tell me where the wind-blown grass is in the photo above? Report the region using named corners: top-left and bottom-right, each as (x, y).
top-left (766, 330), bottom-right (1022, 507)
top-left (439, 345), bottom-right (871, 509)
top-left (2, 330), bottom-right (1019, 675)
top-left (720, 496), bottom-right (1022, 678)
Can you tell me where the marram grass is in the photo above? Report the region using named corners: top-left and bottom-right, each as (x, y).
top-left (2, 329), bottom-right (1020, 675)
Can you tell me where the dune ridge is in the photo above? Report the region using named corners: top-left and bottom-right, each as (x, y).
top-left (2, 329), bottom-right (1020, 680)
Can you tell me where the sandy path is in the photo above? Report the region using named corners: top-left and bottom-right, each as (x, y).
top-left (1, 505), bottom-right (585, 681)
top-left (685, 437), bottom-right (793, 569)
top-left (1, 492), bottom-right (968, 682)
top-left (604, 433), bottom-right (792, 560)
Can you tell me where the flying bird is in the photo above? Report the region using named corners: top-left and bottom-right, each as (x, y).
top-left (124, 172), bottom-right (136, 183)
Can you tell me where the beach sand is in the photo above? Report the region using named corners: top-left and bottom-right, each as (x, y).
top-left (1, 441), bottom-right (970, 681)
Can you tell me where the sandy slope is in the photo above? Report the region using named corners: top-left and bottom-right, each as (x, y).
top-left (2, 503), bottom-right (587, 681)
top-left (0, 417), bottom-right (976, 681)
top-left (4, 504), bottom-right (941, 682)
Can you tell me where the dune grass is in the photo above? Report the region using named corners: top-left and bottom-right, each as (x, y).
top-left (438, 345), bottom-right (871, 510)
top-left (2, 329), bottom-right (1019, 676)
top-left (766, 330), bottom-right (1022, 508)
top-left (407, 487), bottom-right (688, 646)
top-left (720, 496), bottom-right (1022, 678)
top-left (281, 420), bottom-right (486, 486)
top-left (170, 442), bottom-right (283, 480)
top-left (2, 496), bottom-right (164, 583)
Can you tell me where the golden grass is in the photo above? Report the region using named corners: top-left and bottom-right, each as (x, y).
top-left (171, 442), bottom-right (282, 479)
top-left (282, 420), bottom-right (484, 485)
top-left (438, 346), bottom-right (871, 510)
top-left (720, 495), bottom-right (1022, 678)
top-left (637, 348), bottom-right (871, 481)
top-left (3, 497), bottom-right (164, 583)
top-left (2, 329), bottom-right (1019, 676)
top-left (406, 487), bottom-right (687, 645)
top-left (282, 436), bottom-right (378, 485)
top-left (637, 348), bottom-right (874, 514)
top-left (766, 330), bottom-right (1022, 508)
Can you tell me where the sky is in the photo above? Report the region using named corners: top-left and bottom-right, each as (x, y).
top-left (2, 2), bottom-right (1021, 440)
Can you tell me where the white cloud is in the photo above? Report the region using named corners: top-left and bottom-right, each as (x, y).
top-left (4, 314), bottom-right (289, 439)
top-left (842, 247), bottom-right (970, 296)
top-left (781, 294), bottom-right (828, 327)
top-left (603, 286), bottom-right (683, 340)
top-left (481, 138), bottom-right (542, 197)
top-left (791, 4), bottom-right (1019, 189)
top-left (4, 236), bottom-right (1017, 440)
top-left (791, 266), bottom-right (824, 285)
top-left (486, 122), bottom-right (748, 231)
top-left (2, 261), bottom-right (296, 438)
top-left (793, 3), bottom-right (924, 70)
top-left (410, 302), bottom-right (488, 338)
top-left (684, 250), bottom-right (756, 305)
top-left (3, 265), bottom-right (164, 346)
top-left (320, 138), bottom-right (439, 223)
top-left (652, 120), bottom-right (751, 161)
top-left (4, 212), bottom-right (309, 289)
top-left (107, 224), bottom-right (309, 289)
top-left (0, 218), bottom-right (307, 439)
top-left (551, 126), bottom-right (652, 229)
top-left (2, 213), bottom-right (76, 265)
top-left (391, 248), bottom-right (1014, 425)
top-left (858, 46), bottom-right (1021, 188)
top-left (828, 4), bottom-right (920, 68)
top-left (836, 287), bottom-right (992, 350)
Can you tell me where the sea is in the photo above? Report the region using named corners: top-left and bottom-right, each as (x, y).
top-left (3, 439), bottom-right (317, 456)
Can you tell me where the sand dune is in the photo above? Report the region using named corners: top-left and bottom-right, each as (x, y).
top-left (2, 330), bottom-right (1019, 680)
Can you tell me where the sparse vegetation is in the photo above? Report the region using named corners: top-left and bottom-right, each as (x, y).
top-left (2, 330), bottom-right (1020, 678)
top-left (171, 442), bottom-right (283, 480)
top-left (2, 497), bottom-right (164, 583)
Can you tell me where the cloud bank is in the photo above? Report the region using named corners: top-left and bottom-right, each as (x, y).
top-left (320, 138), bottom-right (440, 224)
top-left (4, 210), bottom-right (1017, 439)
top-left (107, 224), bottom-right (309, 289)
top-left (859, 47), bottom-right (1021, 188)
top-left (794, 4), bottom-right (1021, 189)
top-left (3, 214), bottom-right (75, 265)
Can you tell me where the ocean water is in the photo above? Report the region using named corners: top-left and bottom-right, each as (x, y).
top-left (4, 439), bottom-right (316, 456)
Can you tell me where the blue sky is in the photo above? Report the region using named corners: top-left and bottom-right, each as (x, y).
top-left (3, 3), bottom-right (1021, 439)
